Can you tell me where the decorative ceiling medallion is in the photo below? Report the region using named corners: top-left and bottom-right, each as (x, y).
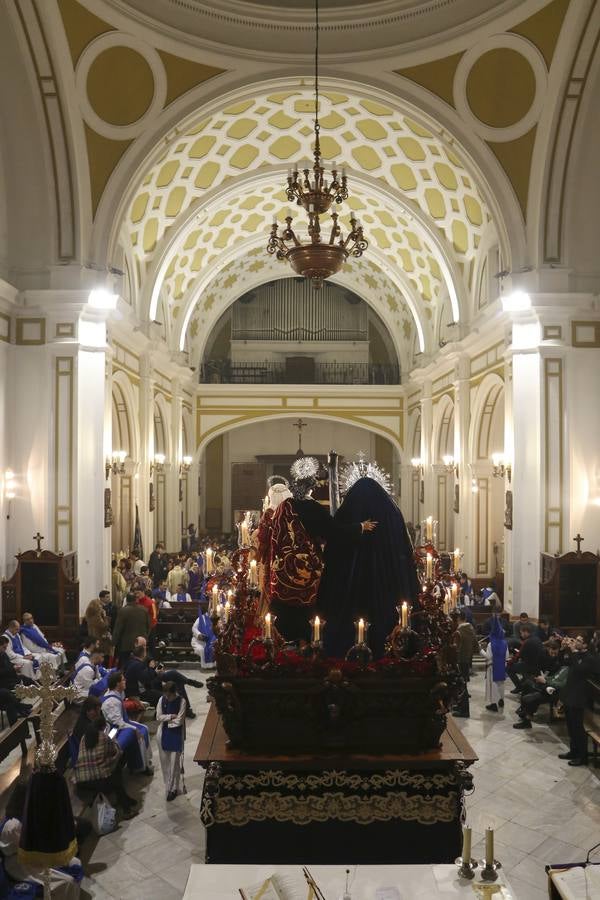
top-left (453, 34), bottom-right (547, 142)
top-left (76, 32), bottom-right (167, 140)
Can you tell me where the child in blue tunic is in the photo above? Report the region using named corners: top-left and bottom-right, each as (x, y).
top-left (156, 681), bottom-right (186, 801)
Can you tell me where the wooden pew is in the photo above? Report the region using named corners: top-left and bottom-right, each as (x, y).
top-left (585, 679), bottom-right (600, 768)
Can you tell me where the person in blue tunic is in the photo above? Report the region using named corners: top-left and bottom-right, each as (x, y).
top-left (101, 671), bottom-right (153, 774)
top-left (317, 465), bottom-right (419, 659)
top-left (20, 611), bottom-right (67, 669)
top-left (191, 611), bottom-right (217, 668)
top-left (156, 681), bottom-right (187, 801)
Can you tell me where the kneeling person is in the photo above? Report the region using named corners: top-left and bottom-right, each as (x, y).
top-left (101, 672), bottom-right (153, 774)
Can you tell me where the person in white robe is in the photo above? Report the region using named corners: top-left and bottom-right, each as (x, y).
top-left (72, 650), bottom-right (108, 702)
top-left (155, 681), bottom-right (186, 801)
top-left (3, 621), bottom-right (39, 680)
top-left (102, 672), bottom-right (153, 773)
top-left (20, 611), bottom-right (67, 669)
top-left (191, 613), bottom-right (216, 668)
top-left (481, 615), bottom-right (509, 712)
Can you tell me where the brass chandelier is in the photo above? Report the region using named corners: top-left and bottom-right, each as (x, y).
top-left (266, 0), bottom-right (368, 289)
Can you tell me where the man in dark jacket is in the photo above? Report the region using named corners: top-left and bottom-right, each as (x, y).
top-left (148, 543), bottom-right (168, 588)
top-left (112, 593), bottom-right (150, 668)
top-left (0, 636), bottom-right (33, 723)
top-left (508, 626), bottom-right (544, 692)
top-left (558, 636), bottom-right (600, 766)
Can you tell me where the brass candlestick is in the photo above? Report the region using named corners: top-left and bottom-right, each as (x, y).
top-left (455, 855), bottom-right (478, 880)
top-left (479, 859), bottom-right (501, 881)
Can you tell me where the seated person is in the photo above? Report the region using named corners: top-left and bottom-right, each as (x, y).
top-left (73, 699), bottom-right (137, 817)
top-left (512, 611), bottom-right (533, 645)
top-left (73, 649), bottom-right (110, 702)
top-left (76, 637), bottom-right (98, 664)
top-left (480, 587), bottom-right (500, 609)
top-left (0, 778), bottom-right (83, 898)
top-left (508, 625), bottom-right (544, 692)
top-left (127, 641), bottom-right (202, 718)
top-left (191, 611), bottom-right (216, 669)
top-left (171, 582), bottom-right (192, 603)
top-left (3, 620), bottom-right (39, 680)
top-left (20, 612), bottom-right (67, 669)
top-left (101, 672), bottom-right (153, 774)
top-left (0, 636), bottom-right (33, 723)
top-left (459, 573), bottom-right (473, 605)
top-left (513, 640), bottom-right (568, 729)
top-left (151, 580), bottom-right (172, 609)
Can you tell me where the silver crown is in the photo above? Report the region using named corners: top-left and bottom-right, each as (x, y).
top-left (290, 455), bottom-right (320, 482)
top-left (339, 451), bottom-right (392, 495)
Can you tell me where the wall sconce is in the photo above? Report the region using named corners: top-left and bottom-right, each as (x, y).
top-left (179, 455), bottom-right (193, 475)
top-left (411, 457), bottom-right (424, 477)
top-left (5, 470), bottom-right (15, 519)
top-left (442, 455), bottom-right (459, 478)
top-left (150, 453), bottom-right (166, 477)
top-left (492, 453), bottom-right (512, 483)
top-left (105, 451), bottom-right (127, 480)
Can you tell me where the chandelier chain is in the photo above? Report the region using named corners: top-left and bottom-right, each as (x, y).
top-left (314, 0), bottom-right (320, 136)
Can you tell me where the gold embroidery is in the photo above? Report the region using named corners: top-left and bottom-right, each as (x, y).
top-left (209, 790), bottom-right (456, 827)
top-left (219, 768), bottom-right (456, 794)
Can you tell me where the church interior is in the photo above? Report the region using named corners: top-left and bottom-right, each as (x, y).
top-left (0, 0), bottom-right (599, 897)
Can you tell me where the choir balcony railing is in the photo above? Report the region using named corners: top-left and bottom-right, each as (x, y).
top-left (199, 360), bottom-right (401, 385)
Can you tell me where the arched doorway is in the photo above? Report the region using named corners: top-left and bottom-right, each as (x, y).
top-left (111, 379), bottom-right (135, 554)
top-left (432, 396), bottom-right (455, 552)
top-left (153, 397), bottom-right (170, 545)
top-left (469, 376), bottom-right (505, 579)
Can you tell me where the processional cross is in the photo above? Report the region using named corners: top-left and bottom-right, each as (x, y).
top-left (573, 533), bottom-right (584, 555)
top-left (33, 532), bottom-right (44, 554)
top-left (292, 418), bottom-right (307, 454)
top-left (16, 661), bottom-right (78, 768)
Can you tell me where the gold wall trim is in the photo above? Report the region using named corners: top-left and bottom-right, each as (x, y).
top-left (153, 386), bottom-right (173, 402)
top-left (476, 477), bottom-right (489, 575)
top-left (16, 317), bottom-right (46, 345)
top-left (14, 0), bottom-right (76, 260)
top-left (55, 322), bottom-right (75, 338)
top-left (112, 360), bottom-right (140, 385)
top-left (431, 387), bottom-right (454, 406)
top-left (544, 0), bottom-right (599, 262)
top-left (469, 363), bottom-right (505, 389)
top-left (571, 320), bottom-right (600, 347)
top-left (543, 324), bottom-right (562, 340)
top-left (0, 311), bottom-right (10, 343)
top-left (54, 356), bottom-right (74, 550)
top-left (112, 340), bottom-right (140, 362)
top-left (544, 357), bottom-right (564, 552)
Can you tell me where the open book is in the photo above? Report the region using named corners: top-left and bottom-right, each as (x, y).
top-left (239, 873), bottom-right (321, 900)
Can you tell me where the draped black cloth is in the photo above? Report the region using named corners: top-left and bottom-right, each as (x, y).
top-left (317, 478), bottom-right (419, 659)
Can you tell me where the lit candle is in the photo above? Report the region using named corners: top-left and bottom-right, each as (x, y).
top-left (357, 618), bottom-right (365, 644)
top-left (451, 583), bottom-right (458, 608)
top-left (249, 559), bottom-right (258, 587)
top-left (205, 547), bottom-right (213, 574)
top-left (401, 601), bottom-right (408, 629)
top-left (264, 612), bottom-right (272, 640)
top-left (227, 589), bottom-right (233, 604)
top-left (461, 826), bottom-right (472, 863)
top-left (240, 514), bottom-right (250, 546)
top-left (211, 583), bottom-right (218, 613)
top-left (426, 516), bottom-right (433, 541)
top-left (312, 615), bottom-right (321, 643)
top-left (224, 600), bottom-right (231, 623)
top-left (485, 827), bottom-right (494, 866)
top-left (426, 553), bottom-right (433, 581)
top-left (453, 547), bottom-right (461, 572)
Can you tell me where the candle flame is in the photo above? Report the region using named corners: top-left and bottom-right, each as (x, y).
top-left (358, 617), bottom-right (364, 626)
top-left (314, 615), bottom-right (320, 625)
top-left (265, 613), bottom-right (271, 624)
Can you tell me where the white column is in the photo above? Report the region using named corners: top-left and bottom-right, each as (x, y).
top-left (222, 432), bottom-right (231, 533)
top-left (168, 384), bottom-right (183, 550)
top-left (453, 358), bottom-right (470, 572)
top-left (508, 316), bottom-right (543, 617)
top-left (419, 381), bottom-right (433, 524)
top-left (76, 311), bottom-right (111, 607)
top-left (139, 354), bottom-right (154, 556)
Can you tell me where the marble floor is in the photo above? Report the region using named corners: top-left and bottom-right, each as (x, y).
top-left (60, 672), bottom-right (600, 898)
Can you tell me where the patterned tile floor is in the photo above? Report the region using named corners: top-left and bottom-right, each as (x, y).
top-left (5, 669), bottom-right (597, 898)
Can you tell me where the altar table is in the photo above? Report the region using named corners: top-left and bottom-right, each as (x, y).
top-left (183, 864), bottom-right (517, 899)
top-left (194, 706), bottom-right (477, 866)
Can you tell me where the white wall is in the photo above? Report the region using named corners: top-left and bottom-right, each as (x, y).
top-left (567, 349), bottom-right (600, 551)
top-left (227, 417), bottom-right (378, 464)
top-left (230, 340), bottom-right (369, 366)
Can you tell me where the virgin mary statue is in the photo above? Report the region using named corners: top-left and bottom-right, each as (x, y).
top-left (317, 459), bottom-right (419, 659)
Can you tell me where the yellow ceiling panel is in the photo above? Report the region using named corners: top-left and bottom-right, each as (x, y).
top-left (158, 50), bottom-right (224, 108)
top-left (510, 0), bottom-right (571, 68)
top-left (395, 52), bottom-right (464, 108)
top-left (57, 0), bottom-right (114, 66)
top-left (84, 124), bottom-right (132, 217)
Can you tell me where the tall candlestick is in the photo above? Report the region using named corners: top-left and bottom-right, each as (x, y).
top-left (426, 552), bottom-right (433, 580)
top-left (462, 826), bottom-right (472, 863)
top-left (451, 583), bottom-right (458, 608)
top-left (453, 547), bottom-right (461, 572)
top-left (249, 559), bottom-right (258, 587)
top-left (426, 516), bottom-right (433, 541)
top-left (357, 618), bottom-right (365, 644)
top-left (205, 547), bottom-right (213, 574)
top-left (485, 827), bottom-right (494, 866)
top-left (312, 615), bottom-right (321, 643)
top-left (264, 612), bottom-right (272, 639)
top-left (223, 600), bottom-right (231, 623)
top-left (401, 601), bottom-right (408, 629)
top-left (227, 589), bottom-right (233, 604)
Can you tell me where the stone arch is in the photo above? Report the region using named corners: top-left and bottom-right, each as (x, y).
top-left (111, 370), bottom-right (140, 464)
top-left (468, 374), bottom-right (505, 464)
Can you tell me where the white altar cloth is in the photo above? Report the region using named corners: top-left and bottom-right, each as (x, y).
top-left (183, 864), bottom-right (518, 899)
